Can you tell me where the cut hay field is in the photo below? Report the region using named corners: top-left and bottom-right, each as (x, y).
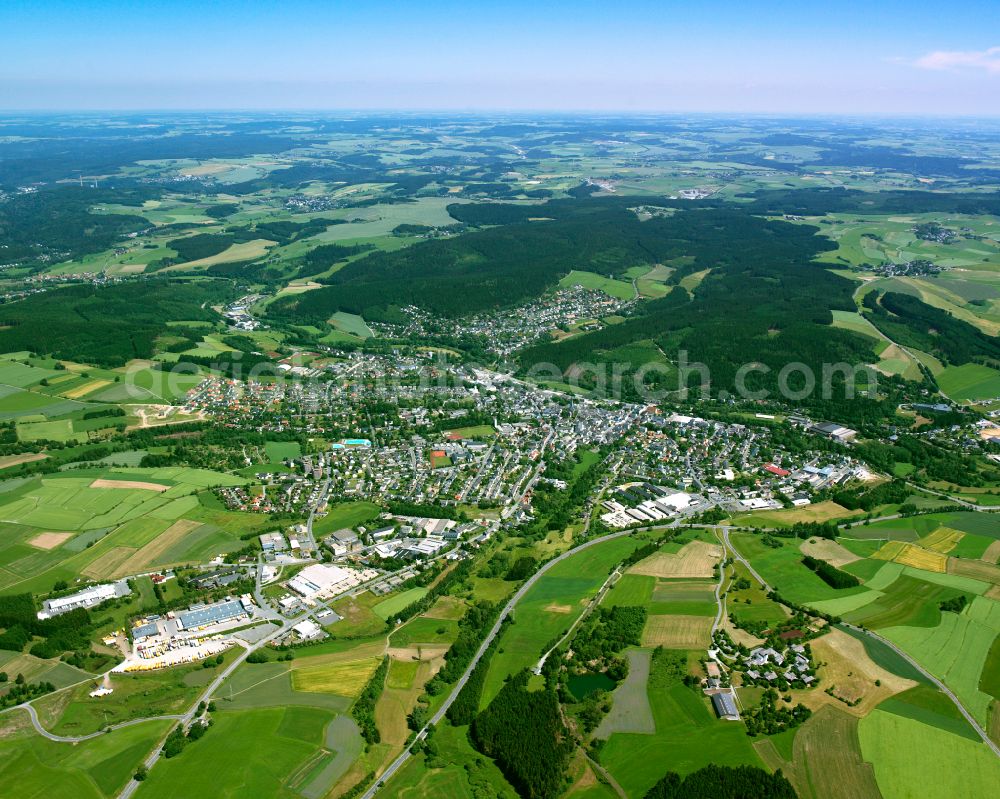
top-left (628, 540), bottom-right (721, 579)
top-left (754, 706), bottom-right (881, 799)
top-left (162, 238), bottom-right (276, 271)
top-left (859, 708), bottom-right (1000, 799)
top-left (873, 540), bottom-right (948, 573)
top-left (479, 535), bottom-right (643, 707)
top-left (594, 648), bottom-right (655, 738)
top-left (800, 537), bottom-right (861, 568)
top-left (291, 657), bottom-right (381, 697)
top-left (641, 614), bottom-right (713, 649)
top-left (918, 527), bottom-right (965, 554)
top-left (796, 628), bottom-right (915, 718)
top-left (728, 500), bottom-right (862, 529)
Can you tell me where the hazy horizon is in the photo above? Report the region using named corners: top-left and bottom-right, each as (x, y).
top-left (2, 0), bottom-right (997, 114)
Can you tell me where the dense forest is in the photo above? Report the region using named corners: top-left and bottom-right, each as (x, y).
top-left (471, 670), bottom-right (573, 799)
top-left (644, 764), bottom-right (798, 799)
top-left (0, 186), bottom-right (153, 267)
top-left (518, 206), bottom-right (875, 404)
top-left (264, 194), bottom-right (890, 410)
top-left (862, 290), bottom-right (1000, 366)
top-left (0, 280), bottom-right (225, 365)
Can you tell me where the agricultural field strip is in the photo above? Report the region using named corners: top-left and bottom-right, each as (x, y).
top-left (364, 527), bottom-right (639, 799)
top-left (719, 525), bottom-right (1000, 758)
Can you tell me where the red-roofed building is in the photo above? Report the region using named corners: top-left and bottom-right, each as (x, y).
top-left (764, 463), bottom-right (790, 477)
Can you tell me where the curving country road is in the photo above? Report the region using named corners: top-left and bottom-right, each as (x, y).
top-left (361, 528), bottom-right (635, 799)
top-left (721, 527), bottom-right (1000, 759)
top-left (17, 702), bottom-right (185, 742)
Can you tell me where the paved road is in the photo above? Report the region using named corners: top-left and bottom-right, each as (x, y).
top-left (17, 703), bottom-right (185, 743)
top-left (361, 528), bottom-right (634, 799)
top-left (905, 481), bottom-right (1000, 511)
top-left (722, 528), bottom-right (1000, 760)
top-left (719, 526), bottom-right (769, 588)
top-left (535, 563), bottom-right (623, 674)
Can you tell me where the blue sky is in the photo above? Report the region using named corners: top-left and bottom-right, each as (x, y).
top-left (1, 0), bottom-right (997, 113)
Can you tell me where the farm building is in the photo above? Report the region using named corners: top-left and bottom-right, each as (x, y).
top-left (710, 691), bottom-right (740, 721)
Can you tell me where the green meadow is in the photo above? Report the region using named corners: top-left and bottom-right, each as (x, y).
top-left (859, 708), bottom-right (1000, 799)
top-left (0, 718), bottom-right (173, 799)
top-left (480, 535), bottom-right (643, 707)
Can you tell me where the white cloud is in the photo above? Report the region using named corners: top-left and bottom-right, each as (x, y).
top-left (913, 46), bottom-right (1000, 73)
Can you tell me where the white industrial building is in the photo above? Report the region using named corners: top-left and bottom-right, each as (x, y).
top-left (287, 563), bottom-right (375, 600)
top-left (37, 582), bottom-right (124, 619)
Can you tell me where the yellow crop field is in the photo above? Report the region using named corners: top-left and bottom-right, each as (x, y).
top-left (872, 541), bottom-right (908, 561)
top-left (290, 657), bottom-right (381, 697)
top-left (892, 543), bottom-right (947, 573)
top-left (62, 379), bottom-right (110, 399)
top-left (917, 527), bottom-right (964, 554)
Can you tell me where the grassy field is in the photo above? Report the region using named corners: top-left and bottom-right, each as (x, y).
top-left (732, 532), bottom-right (869, 605)
top-left (0, 717), bottom-right (173, 799)
top-left (602, 573), bottom-right (655, 606)
top-left (442, 424), bottom-right (495, 440)
top-left (558, 270), bottom-right (635, 300)
top-left (264, 440), bottom-right (301, 462)
top-left (311, 501), bottom-right (380, 537)
top-left (329, 311), bottom-right (373, 339)
top-left (0, 467), bottom-right (258, 593)
top-left (843, 574), bottom-right (966, 629)
top-left (882, 596), bottom-right (1000, 725)
top-left (879, 684), bottom-right (983, 741)
top-left (373, 587), bottom-right (429, 620)
top-left (598, 650), bottom-right (761, 796)
top-left (859, 707), bottom-right (1000, 799)
top-left (937, 363), bottom-right (1000, 401)
top-left (479, 535), bottom-right (643, 707)
top-left (135, 704), bottom-right (361, 799)
top-left (33, 650), bottom-right (239, 736)
top-left (381, 715), bottom-right (516, 798)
